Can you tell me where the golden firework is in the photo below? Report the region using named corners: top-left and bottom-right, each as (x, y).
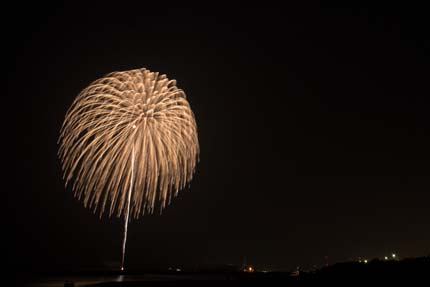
top-left (58, 68), bottom-right (199, 219)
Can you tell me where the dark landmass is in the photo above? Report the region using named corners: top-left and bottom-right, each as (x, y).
top-left (22, 256), bottom-right (429, 286)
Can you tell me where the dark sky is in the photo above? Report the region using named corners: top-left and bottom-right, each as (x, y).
top-left (9, 1), bottom-right (430, 274)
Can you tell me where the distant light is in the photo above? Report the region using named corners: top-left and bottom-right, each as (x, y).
top-left (364, 259), bottom-right (368, 264)
top-left (244, 266), bottom-right (254, 273)
top-left (384, 256), bottom-right (388, 260)
top-left (176, 268), bottom-right (181, 272)
top-left (121, 267), bottom-right (124, 271)
top-left (392, 253), bottom-right (396, 258)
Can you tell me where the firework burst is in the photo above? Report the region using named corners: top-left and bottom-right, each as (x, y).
top-left (58, 68), bottom-right (199, 268)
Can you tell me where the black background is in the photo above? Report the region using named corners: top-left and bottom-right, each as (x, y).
top-left (8, 0), bottom-right (430, 276)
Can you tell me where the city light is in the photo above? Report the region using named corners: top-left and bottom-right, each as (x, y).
top-left (392, 253), bottom-right (396, 258)
top-left (244, 266), bottom-right (255, 273)
top-left (384, 256), bottom-right (388, 260)
top-left (363, 259), bottom-right (368, 264)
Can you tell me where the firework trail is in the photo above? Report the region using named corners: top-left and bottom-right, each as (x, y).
top-left (58, 68), bottom-right (199, 269)
top-left (121, 143), bottom-right (134, 270)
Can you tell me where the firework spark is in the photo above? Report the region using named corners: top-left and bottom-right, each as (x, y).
top-left (58, 68), bottom-right (199, 269)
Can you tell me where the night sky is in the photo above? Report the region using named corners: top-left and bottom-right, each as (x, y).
top-left (9, 1), bottom-right (429, 274)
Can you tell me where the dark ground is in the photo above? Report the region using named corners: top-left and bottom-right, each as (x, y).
top-left (23, 256), bottom-right (430, 286)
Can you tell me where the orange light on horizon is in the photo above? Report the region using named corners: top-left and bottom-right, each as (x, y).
top-left (244, 265), bottom-right (255, 273)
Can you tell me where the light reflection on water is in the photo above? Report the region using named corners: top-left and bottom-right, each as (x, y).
top-left (26, 275), bottom-right (146, 287)
top-left (26, 274), bottom-right (226, 287)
